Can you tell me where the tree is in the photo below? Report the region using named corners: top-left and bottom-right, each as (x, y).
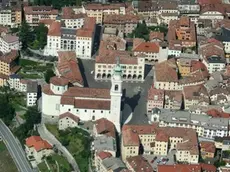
top-left (44, 69), bottom-right (55, 83)
top-left (132, 21), bottom-right (149, 40)
top-left (33, 24), bottom-right (48, 49)
top-left (19, 21), bottom-right (34, 49)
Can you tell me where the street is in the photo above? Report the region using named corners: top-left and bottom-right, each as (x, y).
top-left (0, 120), bottom-right (33, 172)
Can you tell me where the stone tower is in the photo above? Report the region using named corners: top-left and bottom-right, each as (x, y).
top-left (110, 57), bottom-right (123, 133)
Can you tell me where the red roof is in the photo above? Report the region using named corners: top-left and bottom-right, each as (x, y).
top-left (50, 76), bottom-right (69, 86)
top-left (133, 42), bottom-right (160, 53)
top-left (97, 151), bottom-right (112, 160)
top-left (95, 118), bottom-right (116, 138)
top-left (48, 21), bottom-right (61, 36)
top-left (25, 136), bottom-right (52, 152)
top-left (126, 156), bottom-right (153, 172)
top-left (59, 112), bottom-right (79, 123)
top-left (158, 164), bottom-right (201, 172)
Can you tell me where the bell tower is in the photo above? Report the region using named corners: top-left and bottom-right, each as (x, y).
top-left (110, 57), bottom-right (123, 133)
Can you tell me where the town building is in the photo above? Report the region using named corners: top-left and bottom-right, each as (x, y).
top-left (121, 124), bottom-right (199, 164)
top-left (55, 51), bottom-right (84, 87)
top-left (42, 59), bottom-right (123, 132)
top-left (199, 39), bottom-right (226, 74)
top-left (0, 34), bottom-right (20, 54)
top-left (8, 75), bottom-right (28, 92)
top-left (164, 90), bottom-right (182, 110)
top-left (147, 86), bottom-right (164, 112)
top-left (0, 50), bottom-right (20, 76)
top-left (178, 0), bottom-right (200, 14)
top-left (168, 16), bottom-right (196, 48)
top-left (25, 136), bottom-right (53, 164)
top-left (95, 152), bottom-right (127, 172)
top-left (183, 84), bottom-right (210, 110)
top-left (158, 164), bottom-right (216, 172)
top-left (24, 6), bottom-right (58, 26)
top-left (93, 118), bottom-right (116, 139)
top-left (58, 112), bottom-right (79, 130)
top-left (133, 40), bottom-right (168, 64)
top-left (199, 4), bottom-right (225, 21)
top-left (44, 17), bottom-right (96, 59)
top-left (200, 141), bottom-right (216, 159)
top-left (26, 81), bottom-right (38, 107)
top-left (149, 31), bottom-right (164, 42)
top-left (95, 50), bottom-right (145, 82)
top-left (0, 7), bottom-right (22, 27)
top-left (82, 3), bottom-right (126, 24)
top-left (126, 155), bottom-right (153, 172)
top-left (149, 109), bottom-right (229, 139)
top-left (103, 14), bottom-right (140, 35)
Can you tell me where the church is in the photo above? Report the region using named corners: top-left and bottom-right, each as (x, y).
top-left (41, 59), bottom-right (123, 132)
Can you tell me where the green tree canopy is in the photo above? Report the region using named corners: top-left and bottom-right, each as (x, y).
top-left (44, 69), bottom-right (55, 83)
top-left (132, 21), bottom-right (149, 40)
top-left (19, 21), bottom-right (34, 49)
top-left (33, 24), bottom-right (48, 49)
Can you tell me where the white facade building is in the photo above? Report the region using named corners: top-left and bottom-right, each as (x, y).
top-left (58, 112), bottom-right (79, 130)
top-left (44, 17), bottom-right (95, 59)
top-left (42, 62), bottom-right (123, 132)
top-left (202, 56), bottom-right (226, 74)
top-left (8, 74), bottom-right (27, 92)
top-left (26, 81), bottom-right (38, 107)
top-left (0, 34), bottom-right (20, 53)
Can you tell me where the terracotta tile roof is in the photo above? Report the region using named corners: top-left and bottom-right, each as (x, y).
top-left (200, 163), bottom-right (216, 172)
top-left (25, 136), bottom-right (52, 152)
top-left (63, 87), bottom-right (110, 99)
top-left (84, 3), bottom-right (125, 10)
top-left (164, 90), bottom-right (182, 103)
top-left (74, 99), bottom-right (110, 110)
top-left (147, 86), bottom-right (164, 101)
top-left (158, 164), bottom-right (201, 172)
top-left (62, 7), bottom-right (86, 19)
top-left (155, 59), bottom-right (178, 82)
top-left (183, 84), bottom-right (209, 103)
top-left (133, 42), bottom-right (160, 53)
top-left (96, 50), bottom-right (137, 64)
top-left (201, 3), bottom-right (225, 14)
top-left (95, 118), bottom-right (116, 138)
top-left (200, 141), bottom-right (216, 154)
top-left (50, 76), bottom-right (69, 86)
top-left (99, 36), bottom-right (126, 52)
top-left (24, 6), bottom-right (58, 15)
top-left (103, 14), bottom-right (139, 24)
top-left (57, 51), bottom-right (83, 85)
top-left (155, 131), bottom-right (168, 142)
top-left (149, 31), bottom-right (164, 41)
top-left (76, 17), bottom-right (96, 38)
top-left (2, 35), bottom-right (19, 43)
top-left (122, 124), bottom-right (158, 146)
top-left (132, 38), bottom-right (145, 50)
top-left (97, 151), bottom-right (112, 160)
top-left (48, 21), bottom-right (61, 36)
top-left (0, 26), bottom-right (9, 34)
top-left (59, 112), bottom-right (79, 123)
top-left (191, 60), bottom-right (209, 78)
top-left (42, 84), bottom-right (54, 95)
top-left (60, 96), bottom-right (74, 105)
top-left (198, 0), bottom-right (222, 6)
top-left (39, 19), bottom-right (55, 26)
top-left (179, 70), bottom-right (208, 85)
top-left (0, 73), bottom-right (9, 80)
top-left (126, 156), bottom-right (153, 172)
top-left (0, 50), bottom-right (18, 64)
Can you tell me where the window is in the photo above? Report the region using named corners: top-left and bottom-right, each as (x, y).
top-left (101, 110), bottom-right (103, 113)
top-left (115, 85), bottom-right (118, 91)
top-left (85, 110), bottom-right (87, 112)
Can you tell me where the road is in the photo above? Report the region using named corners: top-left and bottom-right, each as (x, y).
top-left (0, 120), bottom-right (33, 172)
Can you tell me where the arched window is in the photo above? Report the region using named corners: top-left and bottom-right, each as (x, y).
top-left (115, 85), bottom-right (118, 91)
top-left (92, 115), bottom-right (95, 120)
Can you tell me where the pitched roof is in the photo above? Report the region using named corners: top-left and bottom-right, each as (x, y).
top-left (158, 164), bottom-right (201, 172)
top-left (0, 50), bottom-right (18, 64)
top-left (25, 136), bottom-right (52, 152)
top-left (126, 156), bottom-right (153, 172)
top-left (149, 31), bottom-right (164, 41)
top-left (50, 76), bottom-right (69, 86)
top-left (74, 99), bottom-right (110, 110)
top-left (62, 7), bottom-right (86, 19)
top-left (95, 118), bottom-right (116, 138)
top-left (200, 141), bottom-right (216, 153)
top-left (147, 86), bottom-right (164, 101)
top-left (97, 151), bottom-right (112, 160)
top-left (62, 87), bottom-right (110, 99)
top-left (59, 112), bottom-right (79, 123)
top-left (133, 42), bottom-right (160, 53)
top-left (48, 21), bottom-right (61, 36)
top-left (57, 51), bottom-right (84, 85)
top-left (155, 59), bottom-right (178, 82)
